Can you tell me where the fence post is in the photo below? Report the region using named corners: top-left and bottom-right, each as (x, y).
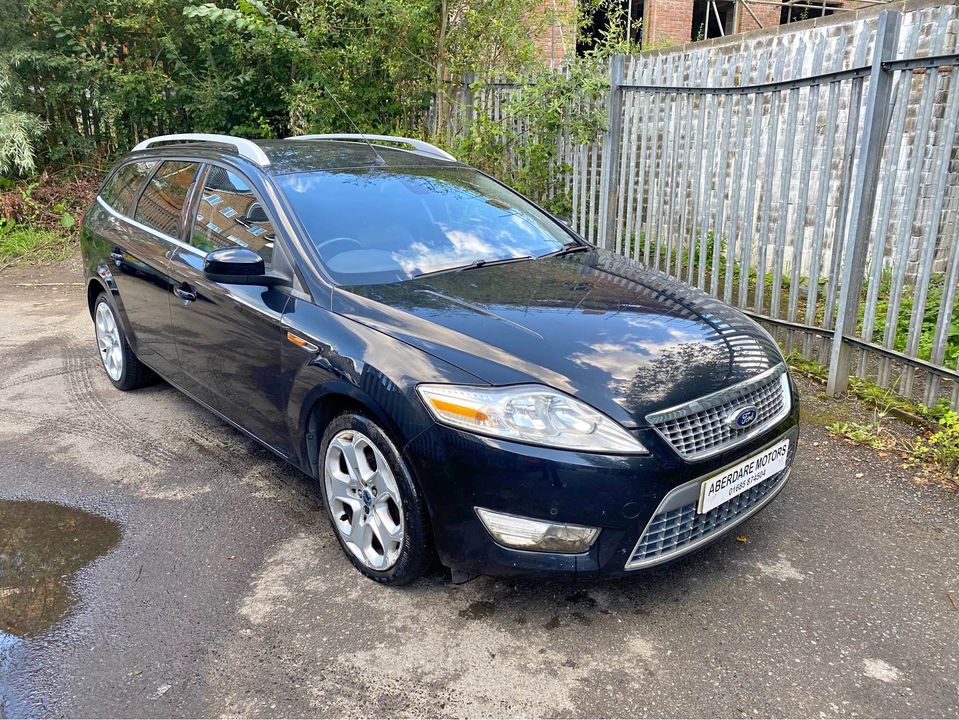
top-left (462, 72), bottom-right (475, 135)
top-left (599, 54), bottom-right (626, 250)
top-left (826, 10), bottom-right (901, 397)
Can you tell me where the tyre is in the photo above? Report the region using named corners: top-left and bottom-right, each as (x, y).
top-left (319, 412), bottom-right (433, 585)
top-left (93, 293), bottom-right (153, 391)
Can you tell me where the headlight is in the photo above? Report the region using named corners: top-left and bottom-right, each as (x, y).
top-left (416, 383), bottom-right (648, 454)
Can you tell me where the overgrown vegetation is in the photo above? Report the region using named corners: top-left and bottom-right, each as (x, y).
top-left (911, 411), bottom-right (959, 479)
top-left (866, 268), bottom-right (959, 368)
top-left (0, 170), bottom-right (96, 264)
top-left (0, 0), bottom-right (639, 259)
top-left (785, 350), bottom-right (959, 486)
top-left (0, 65), bottom-right (46, 176)
top-left (0, 0), bottom-right (633, 167)
top-left (458, 59), bottom-right (612, 216)
top-left (0, 224), bottom-right (72, 266)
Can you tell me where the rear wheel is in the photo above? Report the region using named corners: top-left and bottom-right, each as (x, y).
top-left (93, 293), bottom-right (152, 391)
top-left (319, 412), bottom-right (432, 585)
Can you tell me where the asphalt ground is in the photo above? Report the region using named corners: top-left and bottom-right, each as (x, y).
top-left (1, 266), bottom-right (957, 718)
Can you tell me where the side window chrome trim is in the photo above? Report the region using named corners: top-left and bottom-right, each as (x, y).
top-left (96, 196), bottom-right (208, 258)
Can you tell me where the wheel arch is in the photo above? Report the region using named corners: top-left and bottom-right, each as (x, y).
top-left (298, 382), bottom-right (414, 482)
top-left (86, 276), bottom-right (109, 317)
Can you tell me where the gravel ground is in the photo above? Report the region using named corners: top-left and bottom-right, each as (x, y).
top-left (1, 264), bottom-right (957, 718)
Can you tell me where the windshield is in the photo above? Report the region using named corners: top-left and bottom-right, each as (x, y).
top-left (276, 166), bottom-right (573, 285)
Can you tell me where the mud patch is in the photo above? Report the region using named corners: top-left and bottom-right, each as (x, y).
top-left (459, 600), bottom-right (495, 620)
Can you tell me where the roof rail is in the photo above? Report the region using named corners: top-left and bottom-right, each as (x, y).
top-left (131, 133), bottom-right (270, 167)
top-left (288, 134), bottom-right (456, 162)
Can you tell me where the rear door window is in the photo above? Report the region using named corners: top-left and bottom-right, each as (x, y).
top-left (134, 161), bottom-right (200, 238)
top-left (190, 166), bottom-right (275, 266)
top-left (100, 160), bottom-right (157, 216)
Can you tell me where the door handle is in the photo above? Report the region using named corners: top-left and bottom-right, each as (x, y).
top-left (110, 248), bottom-right (124, 265)
top-left (173, 284), bottom-right (197, 303)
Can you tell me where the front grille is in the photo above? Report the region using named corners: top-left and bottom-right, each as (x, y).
top-left (647, 365), bottom-right (790, 461)
top-left (625, 467), bottom-right (789, 569)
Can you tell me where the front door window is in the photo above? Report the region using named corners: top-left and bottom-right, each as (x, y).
top-left (191, 167), bottom-right (275, 266)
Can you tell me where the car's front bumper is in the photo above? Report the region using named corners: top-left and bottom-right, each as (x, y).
top-left (401, 380), bottom-right (800, 580)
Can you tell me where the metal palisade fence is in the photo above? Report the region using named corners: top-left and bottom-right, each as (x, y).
top-left (462, 0), bottom-right (959, 410)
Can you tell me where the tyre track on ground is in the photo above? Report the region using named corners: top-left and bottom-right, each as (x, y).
top-left (0, 365), bottom-right (82, 392)
top-left (61, 340), bottom-right (180, 467)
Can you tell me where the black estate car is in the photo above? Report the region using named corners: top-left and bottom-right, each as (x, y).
top-left (81, 133), bottom-right (799, 585)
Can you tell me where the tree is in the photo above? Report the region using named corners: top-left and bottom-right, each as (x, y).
top-left (0, 65), bottom-right (47, 176)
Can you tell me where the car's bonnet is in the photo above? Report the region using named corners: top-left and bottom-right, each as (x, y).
top-left (332, 249), bottom-right (784, 427)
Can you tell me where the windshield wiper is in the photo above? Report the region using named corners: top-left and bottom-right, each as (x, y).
top-left (537, 242), bottom-right (591, 259)
top-left (413, 255), bottom-right (534, 279)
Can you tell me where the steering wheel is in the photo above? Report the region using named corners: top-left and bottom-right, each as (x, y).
top-left (315, 236), bottom-right (363, 254)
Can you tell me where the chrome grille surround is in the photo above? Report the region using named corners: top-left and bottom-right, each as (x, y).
top-left (646, 363), bottom-right (791, 461)
top-left (624, 433), bottom-right (796, 570)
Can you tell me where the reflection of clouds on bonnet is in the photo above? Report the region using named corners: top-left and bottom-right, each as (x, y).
top-left (581, 253), bottom-right (777, 409)
top-left (571, 332), bottom-right (708, 404)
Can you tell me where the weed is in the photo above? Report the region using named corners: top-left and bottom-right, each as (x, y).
top-left (824, 377), bottom-right (899, 450)
top-left (913, 397), bottom-right (952, 423)
top-left (910, 411), bottom-right (959, 480)
top-left (866, 270), bottom-right (959, 368)
top-left (826, 419), bottom-right (891, 449)
top-left (783, 350), bottom-right (828, 381)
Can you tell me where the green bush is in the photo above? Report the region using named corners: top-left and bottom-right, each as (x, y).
top-left (0, 0), bottom-right (594, 168)
top-left (457, 58), bottom-right (610, 215)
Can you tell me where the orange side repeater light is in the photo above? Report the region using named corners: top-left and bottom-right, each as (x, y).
top-left (286, 332), bottom-right (318, 352)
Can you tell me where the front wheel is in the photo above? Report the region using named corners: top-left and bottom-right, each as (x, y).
top-left (93, 293), bottom-right (152, 391)
top-left (319, 412), bottom-right (433, 585)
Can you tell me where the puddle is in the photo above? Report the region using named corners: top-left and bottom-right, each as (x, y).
top-left (0, 500), bottom-right (120, 637)
top-left (0, 500), bottom-right (120, 716)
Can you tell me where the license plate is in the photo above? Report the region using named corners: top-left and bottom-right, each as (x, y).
top-left (698, 438), bottom-right (790, 514)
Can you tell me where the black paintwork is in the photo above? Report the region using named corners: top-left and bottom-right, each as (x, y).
top-left (335, 250), bottom-right (782, 426)
top-left (81, 139), bottom-right (799, 579)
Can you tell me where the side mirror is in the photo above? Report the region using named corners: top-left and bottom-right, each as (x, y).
top-left (203, 247), bottom-right (277, 285)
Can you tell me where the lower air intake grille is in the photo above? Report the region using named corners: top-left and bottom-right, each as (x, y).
top-left (625, 468), bottom-right (789, 569)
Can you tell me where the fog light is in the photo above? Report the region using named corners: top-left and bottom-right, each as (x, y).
top-left (475, 507), bottom-right (600, 553)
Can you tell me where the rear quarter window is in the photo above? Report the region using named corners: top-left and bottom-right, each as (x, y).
top-left (99, 161), bottom-right (157, 216)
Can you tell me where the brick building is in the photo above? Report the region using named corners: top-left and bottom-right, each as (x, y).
top-left (537, 0), bottom-right (874, 64)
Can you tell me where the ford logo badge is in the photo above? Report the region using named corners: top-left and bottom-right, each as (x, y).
top-left (728, 405), bottom-right (759, 429)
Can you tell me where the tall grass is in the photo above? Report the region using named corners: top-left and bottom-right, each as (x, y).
top-left (0, 225), bottom-right (71, 265)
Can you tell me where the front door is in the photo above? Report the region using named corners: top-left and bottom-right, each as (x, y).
top-left (167, 165), bottom-right (292, 454)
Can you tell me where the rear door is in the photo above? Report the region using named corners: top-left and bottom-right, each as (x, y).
top-left (96, 159), bottom-right (184, 381)
top-left (167, 164), bottom-right (292, 453)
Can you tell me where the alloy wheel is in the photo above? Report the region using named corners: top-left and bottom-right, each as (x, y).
top-left (95, 301), bottom-right (124, 381)
top-left (324, 429), bottom-right (405, 571)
